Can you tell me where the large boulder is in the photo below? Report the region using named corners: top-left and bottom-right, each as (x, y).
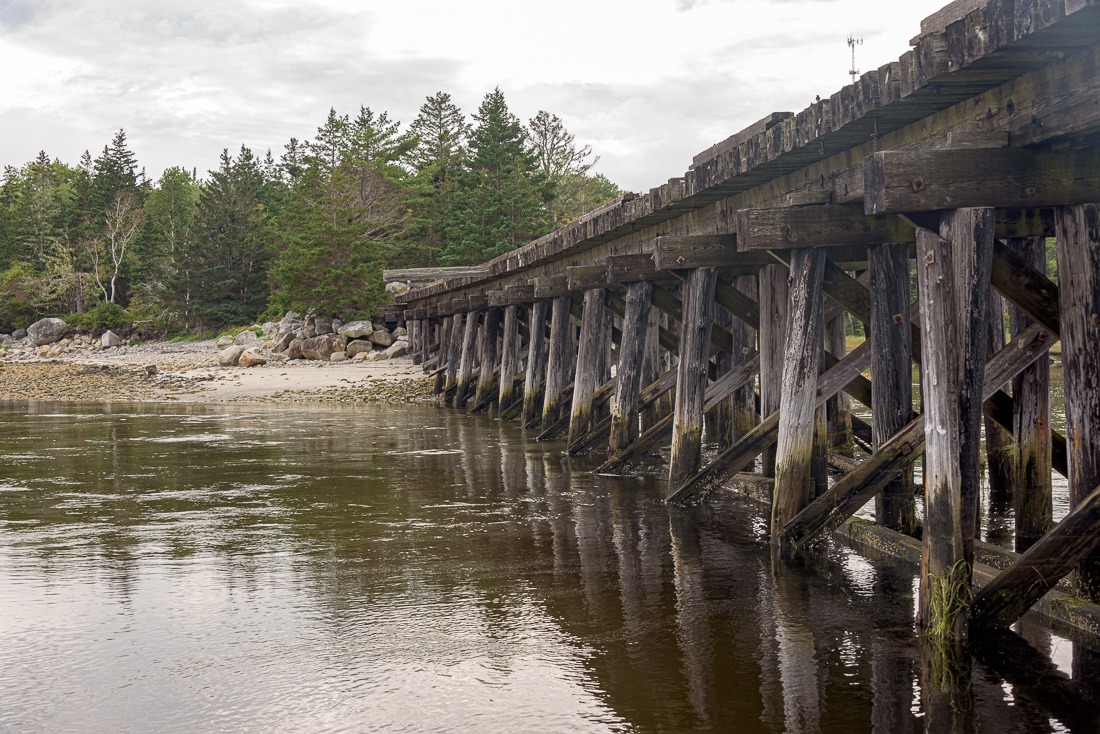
top-left (338, 320), bottom-right (374, 339)
top-left (287, 339), bottom-right (304, 360)
top-left (271, 332), bottom-right (295, 353)
top-left (313, 317), bottom-right (332, 335)
top-left (27, 318), bottom-right (69, 346)
top-left (300, 334), bottom-right (347, 361)
top-left (382, 341), bottom-right (408, 359)
top-left (217, 345), bottom-right (244, 367)
top-left (235, 330), bottom-right (259, 345)
top-left (215, 334), bottom-right (234, 348)
top-left (368, 328), bottom-right (394, 347)
top-left (100, 330), bottom-right (122, 348)
top-left (329, 351), bottom-right (348, 362)
top-left (239, 349), bottom-right (267, 368)
top-left (346, 339), bottom-right (374, 357)
top-left (385, 281), bottom-right (410, 296)
top-left (12, 328), bottom-right (27, 340)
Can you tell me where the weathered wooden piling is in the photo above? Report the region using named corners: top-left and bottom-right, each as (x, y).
top-left (868, 243), bottom-right (916, 533)
top-left (443, 312), bottom-right (465, 407)
top-left (454, 310), bottom-right (480, 409)
top-left (521, 300), bottom-right (551, 425)
top-left (758, 264), bottom-right (788, 477)
top-left (1007, 237), bottom-right (1053, 553)
top-left (541, 295), bottom-right (575, 430)
top-left (915, 208), bottom-right (994, 638)
top-left (1056, 202), bottom-right (1100, 602)
top-left (433, 315), bottom-right (453, 395)
top-left (498, 304), bottom-right (523, 413)
top-left (568, 286), bottom-right (612, 445)
top-left (609, 281), bottom-right (653, 454)
top-left (984, 291), bottom-right (1016, 500)
top-left (668, 268), bottom-right (717, 488)
top-left (770, 249), bottom-right (825, 535)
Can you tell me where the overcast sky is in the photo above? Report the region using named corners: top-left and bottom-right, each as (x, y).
top-left (1, 0), bottom-right (947, 193)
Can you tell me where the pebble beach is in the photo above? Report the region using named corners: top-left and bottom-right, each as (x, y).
top-left (0, 339), bottom-right (437, 405)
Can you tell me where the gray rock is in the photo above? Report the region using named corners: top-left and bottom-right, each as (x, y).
top-left (235, 330), bottom-right (259, 345)
top-left (385, 281), bottom-right (410, 296)
top-left (239, 349), bottom-right (267, 368)
top-left (368, 329), bottom-right (394, 347)
top-left (100, 330), bottom-right (122, 348)
top-left (313, 317), bottom-right (332, 335)
top-left (338, 320), bottom-right (374, 338)
top-left (329, 351), bottom-right (348, 362)
top-left (365, 351), bottom-right (385, 362)
top-left (27, 317), bottom-right (69, 346)
top-left (346, 339), bottom-right (374, 357)
top-left (215, 335), bottom-right (234, 348)
top-left (392, 327), bottom-right (407, 338)
top-left (272, 332), bottom-right (295, 352)
top-left (352, 352), bottom-right (370, 361)
top-left (261, 321), bottom-right (276, 335)
top-left (217, 345), bottom-right (244, 367)
top-left (12, 328), bottom-right (27, 340)
top-left (287, 339), bottom-right (304, 360)
top-left (300, 334), bottom-right (347, 361)
top-left (382, 341), bottom-right (408, 359)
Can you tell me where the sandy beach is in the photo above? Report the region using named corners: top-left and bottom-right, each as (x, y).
top-left (0, 339), bottom-right (437, 404)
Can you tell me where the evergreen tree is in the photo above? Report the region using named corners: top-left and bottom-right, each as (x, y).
top-left (408, 92), bottom-right (469, 265)
top-left (134, 167), bottom-right (200, 330)
top-left (268, 107), bottom-right (414, 315)
top-left (444, 88), bottom-right (547, 265)
top-left (92, 129), bottom-right (140, 211)
top-left (188, 147), bottom-right (270, 328)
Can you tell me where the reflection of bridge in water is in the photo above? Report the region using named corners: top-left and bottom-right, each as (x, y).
top-left (421, 413), bottom-right (1100, 731)
top-left (388, 0), bottom-right (1100, 725)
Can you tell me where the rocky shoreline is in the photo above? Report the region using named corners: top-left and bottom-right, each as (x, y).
top-left (0, 332), bottom-right (436, 406)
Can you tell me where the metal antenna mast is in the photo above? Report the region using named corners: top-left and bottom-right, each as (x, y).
top-left (848, 33), bottom-right (863, 83)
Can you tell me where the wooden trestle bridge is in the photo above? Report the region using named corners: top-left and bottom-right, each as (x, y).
top-left (386, 0), bottom-right (1100, 640)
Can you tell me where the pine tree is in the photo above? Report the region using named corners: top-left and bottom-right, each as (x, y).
top-left (268, 107), bottom-right (415, 316)
top-left (92, 129), bottom-right (140, 212)
top-left (188, 147), bottom-right (270, 327)
top-left (134, 167), bottom-right (200, 329)
top-left (444, 88), bottom-right (547, 265)
top-left (408, 92), bottom-right (469, 265)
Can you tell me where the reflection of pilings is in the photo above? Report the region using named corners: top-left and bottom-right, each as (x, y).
top-left (918, 637), bottom-right (974, 733)
top-left (771, 559), bottom-right (822, 734)
top-left (571, 474), bottom-right (616, 617)
top-left (542, 454), bottom-right (577, 576)
top-left (668, 510), bottom-right (717, 728)
top-left (870, 565), bottom-right (915, 734)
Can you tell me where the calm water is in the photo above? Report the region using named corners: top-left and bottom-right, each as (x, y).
top-left (0, 402), bottom-right (1096, 733)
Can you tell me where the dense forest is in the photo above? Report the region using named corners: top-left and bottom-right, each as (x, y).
top-left (0, 89), bottom-right (622, 335)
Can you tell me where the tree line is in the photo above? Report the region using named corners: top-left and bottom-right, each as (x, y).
top-left (0, 88), bottom-right (621, 334)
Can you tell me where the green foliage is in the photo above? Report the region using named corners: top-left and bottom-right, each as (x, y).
top-left (67, 301), bottom-right (130, 332)
top-left (407, 92), bottom-right (470, 266)
top-left (187, 147), bottom-right (272, 329)
top-left (1, 95), bottom-right (626, 335)
top-left (267, 107), bottom-right (414, 316)
top-left (528, 111), bottom-right (622, 228)
top-left (0, 261), bottom-right (49, 330)
top-left (443, 88), bottom-right (549, 265)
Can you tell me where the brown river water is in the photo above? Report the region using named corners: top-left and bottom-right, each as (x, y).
top-left (0, 401), bottom-right (1096, 733)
